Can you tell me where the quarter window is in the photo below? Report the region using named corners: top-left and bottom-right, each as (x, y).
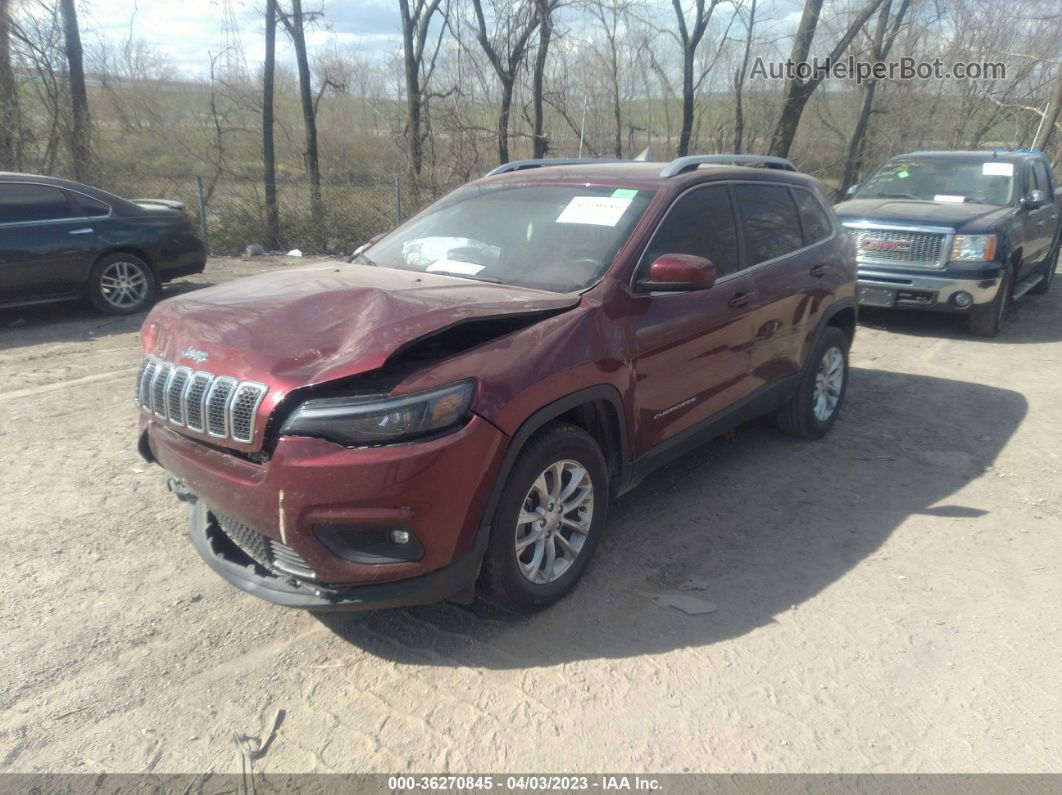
top-left (735, 184), bottom-right (804, 264)
top-left (72, 192), bottom-right (111, 217)
top-left (793, 188), bottom-right (833, 245)
top-left (642, 185), bottom-right (741, 276)
top-left (0, 183), bottom-right (75, 223)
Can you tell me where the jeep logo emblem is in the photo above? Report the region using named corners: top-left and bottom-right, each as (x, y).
top-left (181, 346), bottom-right (209, 364)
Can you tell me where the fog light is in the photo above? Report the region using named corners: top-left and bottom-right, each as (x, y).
top-left (391, 529), bottom-right (411, 545)
top-left (952, 291), bottom-right (973, 308)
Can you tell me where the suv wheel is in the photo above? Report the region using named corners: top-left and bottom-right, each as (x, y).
top-left (968, 264), bottom-right (1011, 337)
top-left (775, 325), bottom-right (849, 439)
top-left (1030, 243), bottom-right (1058, 295)
top-left (480, 422), bottom-right (609, 612)
top-left (88, 253), bottom-right (158, 315)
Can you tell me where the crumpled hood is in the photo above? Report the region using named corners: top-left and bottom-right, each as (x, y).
top-left (142, 262), bottom-right (580, 392)
top-left (835, 198), bottom-right (1011, 230)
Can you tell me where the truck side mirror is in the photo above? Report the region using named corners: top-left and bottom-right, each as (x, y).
top-left (845, 184), bottom-right (859, 198)
top-left (1023, 189), bottom-right (1047, 210)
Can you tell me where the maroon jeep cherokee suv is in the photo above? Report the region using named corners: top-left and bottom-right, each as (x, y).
top-left (136, 155), bottom-right (857, 612)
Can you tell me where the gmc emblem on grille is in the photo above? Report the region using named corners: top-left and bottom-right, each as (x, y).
top-left (181, 346), bottom-right (209, 364)
top-left (860, 239), bottom-right (910, 253)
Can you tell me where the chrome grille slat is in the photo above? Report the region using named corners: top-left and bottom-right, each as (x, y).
top-left (205, 376), bottom-right (237, 438)
top-left (846, 224), bottom-right (950, 269)
top-left (151, 363), bottom-right (173, 418)
top-left (229, 382), bottom-right (268, 443)
top-left (136, 357), bottom-right (268, 445)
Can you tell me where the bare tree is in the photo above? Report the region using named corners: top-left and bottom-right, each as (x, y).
top-left (530, 0), bottom-right (560, 157)
top-left (837, 0), bottom-right (911, 196)
top-left (1033, 64), bottom-right (1062, 152)
top-left (58, 0), bottom-right (90, 179)
top-left (469, 0), bottom-right (540, 164)
top-left (670, 0), bottom-right (726, 156)
top-left (0, 0), bottom-right (18, 168)
top-left (732, 0), bottom-right (755, 153)
top-left (768, 0), bottom-right (887, 158)
top-left (263, 0), bottom-right (281, 248)
top-left (398, 0), bottom-right (446, 178)
top-left (587, 0), bottom-right (628, 158)
top-left (279, 0), bottom-right (324, 242)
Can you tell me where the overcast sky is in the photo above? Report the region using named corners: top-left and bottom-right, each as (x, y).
top-left (82, 0), bottom-right (406, 77)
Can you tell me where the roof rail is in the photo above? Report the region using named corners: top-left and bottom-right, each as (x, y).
top-left (660, 154), bottom-right (797, 178)
top-left (486, 158), bottom-right (624, 176)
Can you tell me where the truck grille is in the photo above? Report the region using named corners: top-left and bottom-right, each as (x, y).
top-left (846, 225), bottom-right (950, 269)
top-left (136, 355), bottom-right (267, 444)
top-left (215, 511), bottom-right (318, 580)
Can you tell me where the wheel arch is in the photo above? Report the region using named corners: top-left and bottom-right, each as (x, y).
top-left (93, 246), bottom-right (157, 276)
top-left (474, 385), bottom-right (629, 548)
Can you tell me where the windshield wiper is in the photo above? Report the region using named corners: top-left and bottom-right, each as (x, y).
top-left (429, 270), bottom-right (502, 284)
top-left (875, 192), bottom-right (923, 200)
top-left (352, 252), bottom-right (377, 266)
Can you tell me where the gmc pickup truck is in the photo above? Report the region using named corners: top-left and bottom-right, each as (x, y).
top-left (835, 150), bottom-right (1059, 336)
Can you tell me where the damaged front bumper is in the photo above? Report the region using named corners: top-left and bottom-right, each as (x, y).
top-left (187, 500), bottom-right (485, 610)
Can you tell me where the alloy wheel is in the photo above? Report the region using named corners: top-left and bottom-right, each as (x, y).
top-left (99, 260), bottom-right (149, 309)
top-left (514, 459), bottom-right (594, 584)
top-left (812, 346), bottom-right (845, 422)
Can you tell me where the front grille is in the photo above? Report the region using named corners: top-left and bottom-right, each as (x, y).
top-left (136, 355), bottom-right (267, 444)
top-left (847, 226), bottom-right (949, 269)
top-left (214, 511), bottom-right (318, 580)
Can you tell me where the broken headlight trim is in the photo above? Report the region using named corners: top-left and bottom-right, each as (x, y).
top-left (280, 380), bottom-right (475, 447)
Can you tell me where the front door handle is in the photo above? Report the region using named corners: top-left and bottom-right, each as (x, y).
top-left (728, 291), bottom-right (753, 308)
top-left (68, 228), bottom-right (94, 235)
top-left (810, 263), bottom-right (827, 277)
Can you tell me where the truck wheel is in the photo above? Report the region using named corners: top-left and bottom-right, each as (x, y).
top-left (1030, 243), bottom-right (1057, 295)
top-left (88, 253), bottom-right (158, 315)
top-left (480, 422), bottom-right (609, 612)
top-left (775, 325), bottom-right (849, 440)
top-left (968, 264), bottom-right (1011, 337)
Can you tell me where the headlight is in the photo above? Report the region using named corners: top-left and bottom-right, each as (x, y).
top-left (950, 234), bottom-right (997, 261)
top-left (281, 380), bottom-right (475, 447)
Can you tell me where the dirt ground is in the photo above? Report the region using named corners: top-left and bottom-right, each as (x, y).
top-left (1, 255), bottom-right (1060, 774)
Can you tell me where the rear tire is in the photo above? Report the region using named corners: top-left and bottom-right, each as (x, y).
top-left (775, 325), bottom-right (849, 440)
top-left (88, 253), bottom-right (158, 315)
top-left (479, 422), bottom-right (609, 613)
top-left (968, 264), bottom-right (1011, 337)
top-left (1030, 243), bottom-right (1057, 295)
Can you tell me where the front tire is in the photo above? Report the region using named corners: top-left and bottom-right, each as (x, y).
top-left (775, 325), bottom-right (849, 439)
top-left (968, 264), bottom-right (1011, 337)
top-left (88, 253), bottom-right (158, 315)
top-left (479, 422), bottom-right (609, 612)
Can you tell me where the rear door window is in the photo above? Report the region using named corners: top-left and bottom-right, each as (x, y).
top-left (0, 183), bottom-right (76, 223)
top-left (71, 192), bottom-right (111, 217)
top-left (642, 185), bottom-right (742, 276)
top-left (793, 188), bottom-right (833, 245)
top-left (735, 184), bottom-right (804, 264)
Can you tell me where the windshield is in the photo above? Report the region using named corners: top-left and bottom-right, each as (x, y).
top-left (363, 183), bottom-right (654, 293)
top-left (855, 159), bottom-right (1015, 206)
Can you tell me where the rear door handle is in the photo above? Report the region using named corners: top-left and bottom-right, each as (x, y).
top-left (728, 291), bottom-right (753, 308)
top-left (810, 263), bottom-right (827, 277)
top-left (68, 228), bottom-right (94, 235)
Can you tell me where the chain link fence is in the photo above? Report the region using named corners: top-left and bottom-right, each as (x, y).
top-left (103, 172), bottom-right (436, 257)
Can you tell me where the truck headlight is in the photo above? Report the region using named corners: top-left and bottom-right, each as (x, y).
top-left (281, 380), bottom-right (475, 447)
top-left (950, 234), bottom-right (997, 261)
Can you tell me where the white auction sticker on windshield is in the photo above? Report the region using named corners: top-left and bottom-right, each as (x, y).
top-left (982, 162), bottom-right (1013, 176)
top-left (426, 259), bottom-right (485, 275)
top-left (556, 196), bottom-right (633, 226)
top-left (934, 194), bottom-right (965, 203)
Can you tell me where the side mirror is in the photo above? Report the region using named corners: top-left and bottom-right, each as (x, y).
top-left (845, 183), bottom-right (859, 197)
top-left (637, 254), bottom-right (717, 292)
top-left (1023, 189), bottom-right (1046, 210)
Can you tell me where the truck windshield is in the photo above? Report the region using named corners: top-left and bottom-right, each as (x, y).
top-left (361, 184), bottom-right (654, 293)
top-left (856, 159), bottom-right (1015, 207)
